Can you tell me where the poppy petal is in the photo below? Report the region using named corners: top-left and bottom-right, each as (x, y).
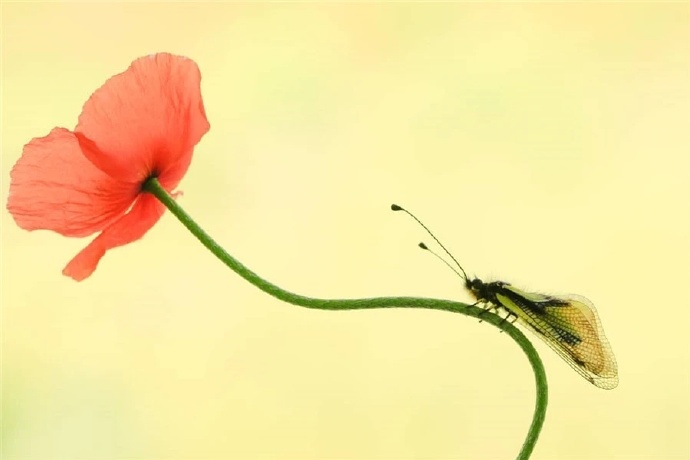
top-left (62, 193), bottom-right (166, 281)
top-left (75, 53), bottom-right (210, 186)
top-left (7, 128), bottom-right (138, 238)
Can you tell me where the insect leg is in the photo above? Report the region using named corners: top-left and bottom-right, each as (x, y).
top-left (496, 309), bottom-right (519, 333)
top-left (508, 311), bottom-right (519, 324)
top-left (477, 301), bottom-right (499, 323)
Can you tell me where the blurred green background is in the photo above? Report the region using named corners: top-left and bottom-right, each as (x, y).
top-left (2, 3), bottom-right (689, 459)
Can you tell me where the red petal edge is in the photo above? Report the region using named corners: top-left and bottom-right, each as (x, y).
top-left (63, 193), bottom-right (166, 281)
top-left (7, 128), bottom-right (138, 237)
top-left (75, 53), bottom-right (210, 186)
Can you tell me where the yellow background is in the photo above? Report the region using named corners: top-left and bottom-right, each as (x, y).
top-left (2, 3), bottom-right (689, 459)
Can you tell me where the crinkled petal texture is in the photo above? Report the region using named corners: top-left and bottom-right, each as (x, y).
top-left (75, 53), bottom-right (210, 187)
top-left (7, 128), bottom-right (139, 237)
top-left (7, 53), bottom-right (210, 281)
top-left (63, 193), bottom-right (166, 281)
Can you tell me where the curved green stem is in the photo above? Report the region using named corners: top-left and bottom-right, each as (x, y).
top-left (143, 177), bottom-right (547, 459)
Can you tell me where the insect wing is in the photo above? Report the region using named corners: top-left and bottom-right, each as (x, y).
top-left (496, 286), bottom-right (618, 390)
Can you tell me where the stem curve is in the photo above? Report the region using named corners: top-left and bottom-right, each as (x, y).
top-left (143, 177), bottom-right (547, 459)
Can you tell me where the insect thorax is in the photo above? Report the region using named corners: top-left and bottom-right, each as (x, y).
top-left (466, 278), bottom-right (507, 305)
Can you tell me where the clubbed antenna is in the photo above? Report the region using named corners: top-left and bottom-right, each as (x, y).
top-left (391, 204), bottom-right (469, 281)
top-left (418, 242), bottom-right (467, 281)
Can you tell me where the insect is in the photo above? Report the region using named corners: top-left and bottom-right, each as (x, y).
top-left (391, 204), bottom-right (619, 390)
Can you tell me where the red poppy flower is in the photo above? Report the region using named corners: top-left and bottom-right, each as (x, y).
top-left (7, 53), bottom-right (210, 281)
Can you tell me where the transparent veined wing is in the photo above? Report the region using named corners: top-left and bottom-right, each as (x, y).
top-left (496, 286), bottom-right (618, 390)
